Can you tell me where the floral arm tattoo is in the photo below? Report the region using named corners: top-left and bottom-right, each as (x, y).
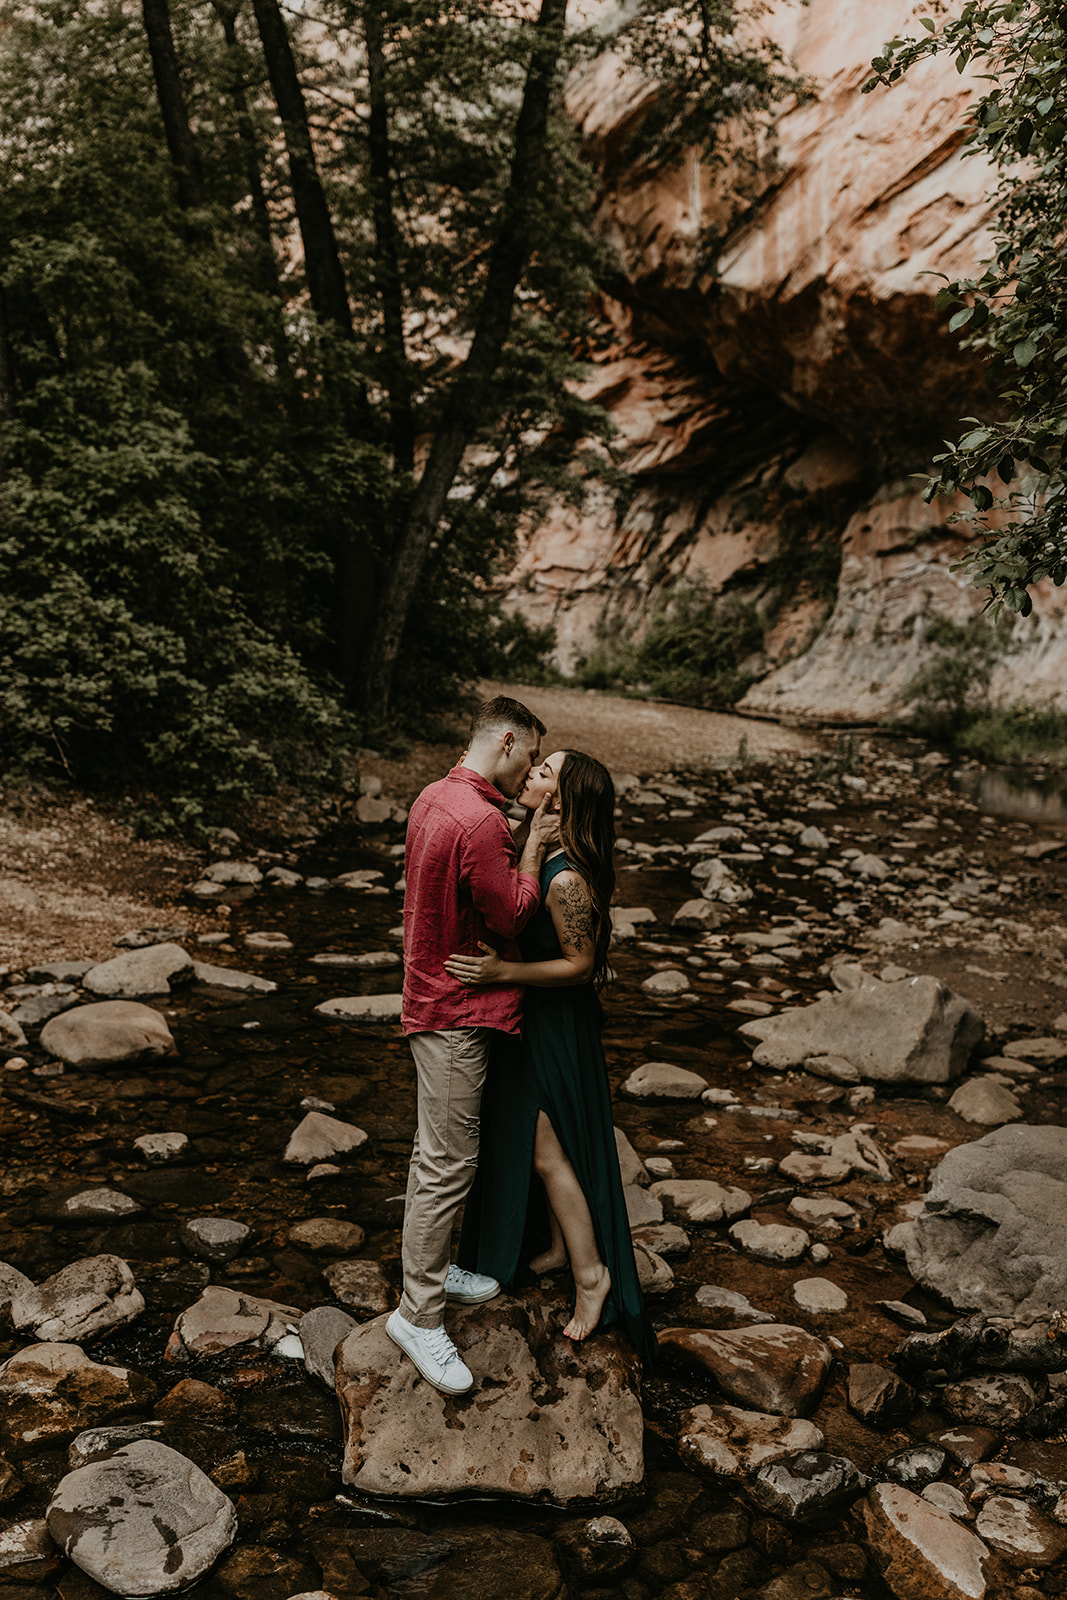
top-left (555, 878), bottom-right (593, 953)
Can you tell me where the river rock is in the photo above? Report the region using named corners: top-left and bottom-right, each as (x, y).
top-left (336, 1295), bottom-right (643, 1503)
top-left (555, 1515), bottom-right (635, 1582)
top-left (284, 1111), bottom-right (369, 1165)
top-left (0, 1011), bottom-right (27, 1049)
top-left (0, 1344), bottom-right (155, 1459)
top-left (641, 967), bottom-right (690, 996)
top-left (694, 1286), bottom-right (774, 1323)
top-left (792, 1278), bottom-right (848, 1314)
top-left (321, 1260), bottom-right (392, 1317)
top-left (243, 930), bottom-right (293, 951)
top-left (82, 942), bottom-right (194, 998)
top-left (10, 1256), bottom-right (144, 1345)
top-left (633, 1241), bottom-right (674, 1295)
top-left (738, 974), bottom-right (983, 1083)
top-left (941, 1374), bottom-right (1042, 1429)
top-left (1002, 1036), bottom-right (1067, 1065)
top-left (728, 1219), bottom-right (810, 1264)
top-left (693, 858), bottom-right (754, 904)
top-left (975, 1496), bottom-right (1067, 1567)
top-left (678, 1404), bottom-right (824, 1479)
top-left (948, 1078), bottom-right (1023, 1125)
top-left (788, 1196), bottom-right (856, 1227)
top-left (865, 1482), bottom-right (992, 1600)
top-left (168, 1287), bottom-right (302, 1358)
top-left (778, 1151), bottom-right (853, 1185)
top-left (299, 1306), bottom-right (359, 1389)
top-left (749, 1452), bottom-right (870, 1530)
top-left (923, 1481), bottom-right (975, 1520)
top-left (289, 1218), bottom-right (367, 1255)
top-left (896, 1125), bottom-right (1067, 1316)
top-left (623, 1185), bottom-right (663, 1227)
top-left (672, 899), bottom-right (722, 930)
top-left (68, 1420), bottom-right (168, 1469)
top-left (632, 1222), bottom-right (691, 1258)
top-left (0, 1515), bottom-right (58, 1582)
top-left (622, 1062), bottom-right (707, 1098)
top-left (0, 1260), bottom-right (34, 1317)
top-left (847, 1365), bottom-right (916, 1429)
top-left (314, 994), bottom-right (403, 1021)
top-left (38, 1186), bottom-right (142, 1223)
top-left (39, 1000), bottom-right (177, 1067)
top-left (192, 961), bottom-right (277, 992)
top-left (883, 1445), bottom-right (948, 1492)
top-left (47, 1439), bottom-right (237, 1594)
top-left (657, 1325), bottom-right (832, 1416)
top-left (650, 1178), bottom-right (750, 1224)
top-left (204, 859), bottom-right (262, 885)
top-left (933, 1426), bottom-right (1003, 1467)
top-left (181, 1217), bottom-right (252, 1263)
top-left (134, 1131), bottom-right (189, 1162)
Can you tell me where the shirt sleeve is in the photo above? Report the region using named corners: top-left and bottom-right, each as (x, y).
top-left (461, 812), bottom-right (540, 938)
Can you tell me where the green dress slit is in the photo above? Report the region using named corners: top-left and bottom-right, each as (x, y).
top-left (458, 852), bottom-right (658, 1370)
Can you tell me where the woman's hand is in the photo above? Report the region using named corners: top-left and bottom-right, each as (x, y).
top-left (445, 941), bottom-right (506, 986)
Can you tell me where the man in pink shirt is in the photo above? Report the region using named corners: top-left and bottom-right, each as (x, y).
top-left (387, 695), bottom-right (557, 1395)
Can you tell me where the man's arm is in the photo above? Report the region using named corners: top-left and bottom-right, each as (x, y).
top-left (463, 799), bottom-right (556, 939)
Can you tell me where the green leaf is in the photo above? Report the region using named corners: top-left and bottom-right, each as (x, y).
top-left (972, 485), bottom-right (994, 511)
top-left (1014, 338), bottom-right (1038, 367)
top-left (959, 428), bottom-right (990, 449)
top-left (997, 455), bottom-right (1015, 483)
top-left (948, 306), bottom-right (974, 331)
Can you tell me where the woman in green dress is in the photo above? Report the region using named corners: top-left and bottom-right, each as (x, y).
top-left (445, 750), bottom-right (656, 1368)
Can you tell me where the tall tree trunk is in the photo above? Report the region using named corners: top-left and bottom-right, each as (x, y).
top-left (141, 0), bottom-right (205, 212)
top-left (364, 2), bottom-right (413, 473)
top-left (0, 280), bottom-right (12, 481)
top-left (250, 0), bottom-right (353, 339)
top-left (358, 0), bottom-right (568, 719)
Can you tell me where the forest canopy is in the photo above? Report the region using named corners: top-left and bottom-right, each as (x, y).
top-left (0, 0), bottom-right (799, 825)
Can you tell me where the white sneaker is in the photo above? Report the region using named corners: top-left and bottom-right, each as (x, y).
top-left (444, 1264), bottom-right (501, 1304)
top-left (386, 1310), bottom-right (474, 1395)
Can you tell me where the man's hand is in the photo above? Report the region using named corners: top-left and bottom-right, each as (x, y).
top-left (527, 793), bottom-right (560, 850)
top-left (445, 942), bottom-right (506, 986)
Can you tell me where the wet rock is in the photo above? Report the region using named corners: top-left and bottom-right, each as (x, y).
top-left (0, 1344), bottom-right (155, 1459)
top-left (942, 1374), bottom-right (1043, 1429)
top-left (192, 961), bottom-right (277, 993)
top-left (82, 942), bottom-right (194, 998)
top-left (39, 1000), bottom-right (176, 1067)
top-left (792, 1278), bottom-right (848, 1314)
top-left (0, 1259), bottom-right (34, 1316)
top-left (11, 1256), bottom-right (144, 1345)
top-left (693, 859), bottom-right (754, 905)
top-left (933, 1426), bottom-right (1003, 1467)
top-left (312, 1525), bottom-right (560, 1600)
top-left (694, 1286), bottom-right (774, 1323)
top-left (264, 866), bottom-right (303, 887)
top-left (180, 1217), bottom-right (253, 1263)
top-left (876, 1300), bottom-right (928, 1329)
top-left (288, 1218), bottom-right (366, 1255)
top-left (897, 1125), bottom-right (1067, 1317)
top-left (68, 1421), bottom-right (167, 1469)
top-left (633, 1241), bottom-right (674, 1295)
top-left (299, 1306), bottom-right (359, 1389)
top-left (789, 1123), bottom-right (892, 1181)
top-left (622, 1062), bottom-right (707, 1099)
top-left (865, 1482), bottom-right (992, 1600)
top-left (657, 1324), bottom-right (832, 1416)
top-left (788, 1196), bottom-right (856, 1228)
top-left (678, 1404), bottom-right (824, 1479)
top-left (27, 960), bottom-right (94, 983)
top-left (0, 1517), bottom-right (58, 1583)
top-left (37, 1186), bottom-right (142, 1224)
top-left (243, 931), bottom-right (293, 952)
top-left (848, 1365), bottom-right (916, 1429)
top-left (975, 1495), bottom-right (1067, 1567)
top-left (948, 1078), bottom-right (1023, 1125)
top-left (738, 974), bottom-right (983, 1083)
top-left (672, 899), bottom-right (722, 930)
top-left (555, 1515), bottom-right (635, 1581)
top-left (623, 1185), bottom-right (664, 1227)
top-left (923, 1481), bottom-right (975, 1520)
top-left (168, 1286), bottom-right (302, 1358)
top-left (322, 1260), bottom-right (392, 1317)
top-left (632, 1222), bottom-right (691, 1258)
top-left (133, 1131), bottom-right (189, 1162)
top-left (0, 1010), bottom-right (27, 1050)
top-left (154, 1380), bottom-right (237, 1426)
top-left (1002, 1036), bottom-right (1067, 1066)
top-left (336, 1295), bottom-right (643, 1503)
top-left (749, 1452), bottom-right (870, 1530)
top-left (728, 1220), bottom-right (810, 1265)
top-left (641, 968), bottom-right (690, 995)
top-left (802, 1053), bottom-right (861, 1083)
top-left (332, 869), bottom-right (385, 890)
top-left (314, 994), bottom-right (403, 1021)
top-left (778, 1151), bottom-right (853, 1185)
top-left (47, 1439), bottom-right (237, 1594)
top-left (883, 1445), bottom-right (948, 1492)
top-left (283, 1111), bottom-right (369, 1165)
top-left (650, 1178), bottom-right (750, 1224)
top-left (214, 1542), bottom-right (321, 1600)
top-left (204, 860), bottom-right (262, 885)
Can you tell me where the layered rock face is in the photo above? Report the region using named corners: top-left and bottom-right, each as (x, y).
top-left (503, 0), bottom-right (1067, 715)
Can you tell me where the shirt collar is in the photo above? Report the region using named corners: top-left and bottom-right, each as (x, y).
top-left (446, 764), bottom-right (509, 808)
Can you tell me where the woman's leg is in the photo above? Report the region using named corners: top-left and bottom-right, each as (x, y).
top-left (532, 1110), bottom-right (611, 1339)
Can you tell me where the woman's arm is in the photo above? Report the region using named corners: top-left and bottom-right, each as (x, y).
top-left (444, 869), bottom-right (595, 989)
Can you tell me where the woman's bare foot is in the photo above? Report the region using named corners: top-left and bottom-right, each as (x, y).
top-left (529, 1247), bottom-right (568, 1275)
top-left (563, 1266), bottom-right (611, 1341)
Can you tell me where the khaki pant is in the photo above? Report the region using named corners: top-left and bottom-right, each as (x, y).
top-left (399, 1027), bottom-right (492, 1327)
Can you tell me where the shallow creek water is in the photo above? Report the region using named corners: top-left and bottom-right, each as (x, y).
top-left (2, 750), bottom-right (1067, 1600)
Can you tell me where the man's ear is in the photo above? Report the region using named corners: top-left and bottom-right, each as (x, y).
top-left (502, 732), bottom-right (514, 755)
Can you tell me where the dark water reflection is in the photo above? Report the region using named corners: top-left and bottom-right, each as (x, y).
top-left (953, 764), bottom-right (1067, 824)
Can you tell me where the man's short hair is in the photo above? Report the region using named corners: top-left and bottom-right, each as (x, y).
top-left (469, 695), bottom-right (546, 743)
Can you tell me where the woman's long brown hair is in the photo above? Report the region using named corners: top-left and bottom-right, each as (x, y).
top-left (557, 750), bottom-right (616, 989)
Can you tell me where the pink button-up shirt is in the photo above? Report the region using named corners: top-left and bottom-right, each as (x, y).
top-left (402, 766), bottom-right (540, 1036)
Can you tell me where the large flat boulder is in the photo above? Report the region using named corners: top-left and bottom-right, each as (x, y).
top-left (657, 1324), bottom-right (832, 1417)
top-left (39, 1001), bottom-right (176, 1067)
top-left (892, 1125), bottom-right (1067, 1317)
top-left (738, 973), bottom-right (982, 1084)
top-left (82, 943), bottom-right (194, 998)
top-left (865, 1482), bottom-right (992, 1600)
top-left (336, 1293), bottom-right (643, 1504)
top-left (0, 1345), bottom-right (155, 1460)
top-left (11, 1256), bottom-right (144, 1345)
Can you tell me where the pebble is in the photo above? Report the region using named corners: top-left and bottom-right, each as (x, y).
top-left (180, 1217), bottom-right (253, 1264)
top-left (792, 1277), bottom-right (847, 1314)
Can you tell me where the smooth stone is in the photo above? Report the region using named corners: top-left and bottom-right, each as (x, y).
top-left (877, 1300), bottom-right (929, 1329)
top-left (792, 1278), bottom-right (848, 1314)
top-left (672, 899), bottom-right (722, 930)
top-left (192, 961), bottom-right (277, 993)
top-left (694, 1286), bottom-right (774, 1323)
top-left (47, 1440), bottom-right (237, 1594)
top-left (265, 866), bottom-right (303, 887)
top-left (134, 1132), bottom-right (189, 1163)
top-left (284, 1112), bottom-right (369, 1165)
top-left (778, 1151), bottom-right (853, 1185)
top-left (865, 1482), bottom-right (991, 1599)
top-left (321, 1260), bottom-right (392, 1317)
top-left (728, 1219), bottom-right (810, 1265)
top-left (0, 1516), bottom-right (56, 1580)
top-left (82, 942), bottom-right (194, 997)
top-left (942, 1374), bottom-right (1042, 1429)
top-left (678, 1403), bottom-right (824, 1479)
top-left (750, 1451), bottom-right (870, 1530)
top-left (299, 1305), bottom-right (360, 1389)
top-left (0, 1011), bottom-right (27, 1049)
top-left (10, 991), bottom-right (78, 1027)
top-left (633, 1242), bottom-right (675, 1295)
top-left (0, 1261), bottom-right (35, 1317)
top-left (0, 1344), bottom-right (155, 1460)
top-left (555, 1515), bottom-right (635, 1582)
top-left (203, 860), bottom-right (262, 884)
top-left (657, 1324), bottom-right (832, 1416)
top-left (883, 1444), bottom-right (948, 1492)
top-left (336, 1298), bottom-right (643, 1504)
top-left (27, 961), bottom-right (94, 983)
top-left (975, 1495), bottom-right (1067, 1567)
top-left (288, 1218), bottom-right (366, 1256)
top-left (788, 1196), bottom-right (856, 1225)
top-left (332, 870), bottom-right (385, 890)
top-left (39, 1187), bottom-right (142, 1223)
top-left (180, 1217), bottom-right (252, 1264)
top-left (641, 968), bottom-right (690, 996)
top-left (1002, 1037), bottom-right (1067, 1065)
top-left (948, 1078), bottom-right (1023, 1125)
top-left (622, 1062), bottom-right (708, 1099)
top-left (614, 1126), bottom-right (649, 1187)
top-left (168, 1287), bottom-right (301, 1357)
top-left (623, 1185), bottom-right (664, 1227)
top-left (691, 858), bottom-right (754, 905)
top-left (933, 1427), bottom-right (1003, 1468)
top-left (244, 931), bottom-right (293, 951)
top-left (650, 1179), bottom-right (751, 1224)
top-left (314, 994), bottom-right (403, 1020)
top-left (848, 1365), bottom-right (916, 1429)
top-left (68, 1421), bottom-right (167, 1469)
top-left (39, 1000), bottom-right (176, 1067)
top-left (10, 1256), bottom-right (144, 1345)
top-left (631, 1222), bottom-right (691, 1258)
top-left (923, 1481), bottom-right (975, 1520)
